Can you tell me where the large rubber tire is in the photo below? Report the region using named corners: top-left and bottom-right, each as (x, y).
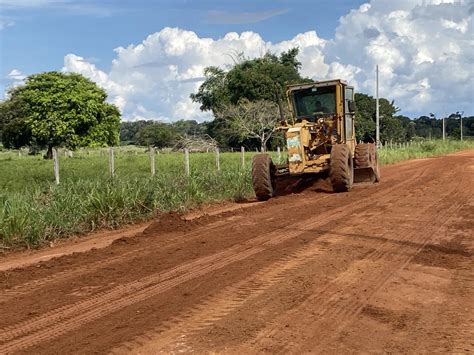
top-left (252, 154), bottom-right (276, 201)
top-left (354, 143), bottom-right (372, 169)
top-left (330, 144), bottom-right (354, 192)
top-left (355, 143), bottom-right (381, 182)
top-left (354, 143), bottom-right (376, 183)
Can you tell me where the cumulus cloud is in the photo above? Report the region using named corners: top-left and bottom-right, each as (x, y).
top-left (63, 0), bottom-right (473, 121)
top-left (64, 28), bottom-right (327, 122)
top-left (326, 0), bottom-right (474, 114)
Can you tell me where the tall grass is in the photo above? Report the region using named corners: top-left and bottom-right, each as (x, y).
top-left (0, 140), bottom-right (472, 248)
top-left (378, 140), bottom-right (473, 165)
top-left (0, 150), bottom-right (264, 248)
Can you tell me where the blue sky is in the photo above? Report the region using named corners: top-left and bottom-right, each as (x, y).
top-left (1, 0), bottom-right (365, 81)
top-left (1, 0), bottom-right (472, 120)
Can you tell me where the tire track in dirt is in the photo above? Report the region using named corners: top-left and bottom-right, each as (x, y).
top-left (0, 166), bottom-right (430, 353)
top-left (243, 172), bottom-right (467, 353)
top-left (0, 157), bottom-right (427, 304)
top-left (111, 236), bottom-right (335, 354)
top-left (0, 163), bottom-right (424, 308)
top-left (117, 160), bottom-right (461, 354)
top-left (0, 194), bottom-right (333, 304)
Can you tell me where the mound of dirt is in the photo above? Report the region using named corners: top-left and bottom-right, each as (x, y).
top-left (141, 212), bottom-right (195, 237)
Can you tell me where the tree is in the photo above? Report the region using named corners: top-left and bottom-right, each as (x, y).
top-left (0, 96), bottom-right (31, 148)
top-left (120, 121), bottom-right (151, 144)
top-left (216, 100), bottom-right (280, 152)
top-left (354, 93), bottom-right (376, 142)
top-left (1, 71), bottom-right (120, 157)
top-left (137, 123), bottom-right (177, 147)
top-left (171, 120), bottom-right (207, 137)
top-left (191, 48), bottom-right (307, 121)
top-left (354, 93), bottom-right (401, 142)
top-left (190, 67), bottom-right (230, 114)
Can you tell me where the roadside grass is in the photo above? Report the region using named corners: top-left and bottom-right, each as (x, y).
top-left (379, 140), bottom-right (474, 165)
top-left (1, 140), bottom-right (472, 249)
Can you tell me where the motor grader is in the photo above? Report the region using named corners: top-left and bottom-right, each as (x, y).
top-left (252, 79), bottom-right (380, 201)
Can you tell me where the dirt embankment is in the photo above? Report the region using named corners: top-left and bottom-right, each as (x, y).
top-left (0, 150), bottom-right (473, 354)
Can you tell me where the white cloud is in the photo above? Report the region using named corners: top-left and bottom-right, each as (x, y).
top-left (4, 69), bottom-right (26, 95)
top-left (63, 0), bottom-right (473, 121)
top-left (7, 69), bottom-right (26, 80)
top-left (0, 17), bottom-right (15, 30)
top-left (326, 0), bottom-right (473, 114)
top-left (64, 28), bottom-right (327, 122)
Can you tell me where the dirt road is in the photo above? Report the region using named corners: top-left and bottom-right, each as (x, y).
top-left (1, 151), bottom-right (473, 354)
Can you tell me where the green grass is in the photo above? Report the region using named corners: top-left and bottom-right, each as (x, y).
top-left (378, 140), bottom-right (474, 165)
top-left (1, 140), bottom-right (472, 249)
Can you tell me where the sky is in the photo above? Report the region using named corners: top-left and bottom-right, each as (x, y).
top-left (0, 0), bottom-right (473, 122)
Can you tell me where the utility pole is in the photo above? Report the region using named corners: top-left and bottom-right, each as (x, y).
top-left (442, 115), bottom-right (446, 141)
top-left (376, 65), bottom-right (380, 148)
top-left (459, 111), bottom-right (464, 141)
top-left (442, 107), bottom-right (446, 141)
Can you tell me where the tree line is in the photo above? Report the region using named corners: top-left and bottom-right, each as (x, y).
top-left (118, 109), bottom-right (474, 151)
top-left (1, 49), bottom-right (473, 156)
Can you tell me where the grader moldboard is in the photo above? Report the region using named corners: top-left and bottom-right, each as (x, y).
top-left (252, 79), bottom-right (380, 201)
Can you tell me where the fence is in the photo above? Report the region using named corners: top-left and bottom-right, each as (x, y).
top-left (37, 146), bottom-right (284, 185)
top-left (1, 139), bottom-right (461, 186)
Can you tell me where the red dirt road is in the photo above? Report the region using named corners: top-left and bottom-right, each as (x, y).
top-left (1, 151), bottom-right (473, 354)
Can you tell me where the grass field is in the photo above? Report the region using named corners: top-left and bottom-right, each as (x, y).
top-left (1, 140), bottom-right (473, 249)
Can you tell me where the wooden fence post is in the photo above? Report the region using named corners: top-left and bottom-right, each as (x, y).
top-left (184, 148), bottom-right (190, 176)
top-left (277, 146), bottom-right (281, 163)
top-left (52, 148), bottom-right (60, 185)
top-left (109, 147), bottom-right (115, 178)
top-left (215, 147), bottom-right (220, 172)
top-left (150, 146), bottom-right (156, 177)
top-left (241, 146), bottom-right (245, 168)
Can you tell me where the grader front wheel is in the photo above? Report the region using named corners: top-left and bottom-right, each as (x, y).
top-left (252, 154), bottom-right (276, 201)
top-left (330, 144), bottom-right (354, 192)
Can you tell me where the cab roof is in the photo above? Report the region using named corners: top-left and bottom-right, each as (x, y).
top-left (287, 79), bottom-right (348, 92)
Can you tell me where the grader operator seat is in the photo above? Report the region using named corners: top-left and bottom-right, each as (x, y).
top-left (314, 101), bottom-right (330, 114)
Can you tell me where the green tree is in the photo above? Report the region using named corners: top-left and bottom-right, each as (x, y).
top-left (2, 71), bottom-right (120, 157)
top-left (192, 48), bottom-right (307, 122)
top-left (354, 93), bottom-right (402, 142)
top-left (354, 93), bottom-right (376, 142)
top-left (0, 96), bottom-right (31, 148)
top-left (137, 123), bottom-right (177, 147)
top-left (190, 67), bottom-right (230, 114)
top-left (171, 120), bottom-right (207, 137)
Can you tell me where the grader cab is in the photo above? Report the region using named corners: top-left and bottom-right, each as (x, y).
top-left (252, 79), bottom-right (380, 201)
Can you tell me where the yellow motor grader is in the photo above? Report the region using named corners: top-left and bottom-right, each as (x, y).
top-left (252, 79), bottom-right (380, 201)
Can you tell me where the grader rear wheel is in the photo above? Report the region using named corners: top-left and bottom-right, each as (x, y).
top-left (354, 143), bottom-right (380, 183)
top-left (354, 143), bottom-right (375, 183)
top-left (252, 154), bottom-right (276, 201)
top-left (330, 144), bottom-right (354, 192)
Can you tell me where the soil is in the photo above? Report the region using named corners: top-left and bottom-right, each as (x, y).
top-left (0, 150), bottom-right (473, 354)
